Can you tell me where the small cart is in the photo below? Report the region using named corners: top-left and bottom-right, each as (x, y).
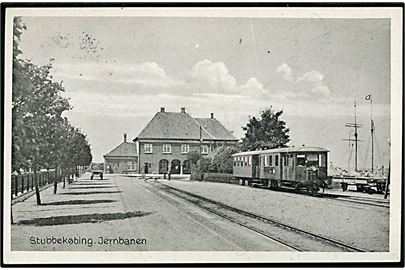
top-left (91, 169), bottom-right (103, 180)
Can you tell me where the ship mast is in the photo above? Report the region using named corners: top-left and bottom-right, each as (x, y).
top-left (365, 94), bottom-right (375, 172)
top-left (343, 100), bottom-right (362, 171)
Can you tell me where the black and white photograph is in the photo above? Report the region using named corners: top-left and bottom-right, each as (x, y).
top-left (2, 4), bottom-right (403, 265)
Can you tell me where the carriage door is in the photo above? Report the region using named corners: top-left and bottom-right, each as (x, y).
top-left (252, 155), bottom-right (259, 179)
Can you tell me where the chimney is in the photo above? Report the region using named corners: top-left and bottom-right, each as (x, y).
top-left (210, 112), bottom-right (214, 119)
top-left (160, 107), bottom-right (165, 113)
top-left (181, 107), bottom-right (186, 113)
top-left (124, 133), bottom-right (127, 143)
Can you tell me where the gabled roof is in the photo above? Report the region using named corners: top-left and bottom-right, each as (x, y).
top-left (194, 118), bottom-right (237, 141)
top-left (104, 142), bottom-right (138, 157)
top-left (135, 111), bottom-right (237, 141)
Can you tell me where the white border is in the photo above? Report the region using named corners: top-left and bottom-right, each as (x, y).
top-left (3, 6), bottom-right (403, 264)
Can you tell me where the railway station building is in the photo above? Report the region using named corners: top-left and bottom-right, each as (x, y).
top-left (103, 134), bottom-right (138, 174)
top-left (133, 107), bottom-right (238, 174)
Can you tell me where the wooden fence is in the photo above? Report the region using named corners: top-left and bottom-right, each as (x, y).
top-left (201, 173), bottom-right (239, 185)
top-left (11, 168), bottom-right (76, 199)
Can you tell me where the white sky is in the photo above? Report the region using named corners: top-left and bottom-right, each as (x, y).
top-left (18, 16), bottom-right (391, 168)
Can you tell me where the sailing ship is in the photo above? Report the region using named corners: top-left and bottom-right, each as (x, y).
top-left (330, 95), bottom-right (389, 194)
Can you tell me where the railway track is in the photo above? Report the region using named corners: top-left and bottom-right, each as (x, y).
top-left (148, 180), bottom-right (367, 252)
top-left (322, 194), bottom-right (390, 208)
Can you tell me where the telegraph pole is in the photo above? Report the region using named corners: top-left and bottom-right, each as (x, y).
top-left (343, 100), bottom-right (363, 171)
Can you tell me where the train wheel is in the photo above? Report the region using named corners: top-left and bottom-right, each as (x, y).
top-left (366, 187), bottom-right (375, 194)
top-left (341, 183), bottom-right (348, 191)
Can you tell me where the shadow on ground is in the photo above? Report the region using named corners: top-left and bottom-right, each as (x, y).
top-left (17, 211), bottom-right (153, 226)
top-left (68, 186), bottom-right (117, 189)
top-left (71, 183), bottom-right (112, 186)
top-left (62, 191), bottom-right (122, 195)
top-left (41, 199), bottom-right (117, 206)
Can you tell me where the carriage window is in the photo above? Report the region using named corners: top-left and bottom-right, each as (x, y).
top-left (275, 155), bottom-right (279, 166)
top-left (307, 154), bottom-right (319, 167)
top-left (297, 155), bottom-right (306, 166)
top-left (245, 156), bottom-right (248, 166)
top-left (319, 153), bottom-right (326, 167)
top-left (248, 156), bottom-right (252, 166)
top-left (269, 155), bottom-right (273, 166)
top-left (233, 158), bottom-right (237, 166)
top-left (289, 155), bottom-right (293, 166)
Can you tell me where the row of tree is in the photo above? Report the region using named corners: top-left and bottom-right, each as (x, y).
top-left (12, 17), bottom-right (92, 204)
top-left (189, 107), bottom-right (291, 176)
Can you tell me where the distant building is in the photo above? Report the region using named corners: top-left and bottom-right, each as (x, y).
top-left (103, 134), bottom-right (138, 174)
top-left (133, 107), bottom-right (238, 174)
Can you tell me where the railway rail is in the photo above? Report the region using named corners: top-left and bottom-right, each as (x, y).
top-left (147, 179), bottom-right (368, 252)
top-left (322, 194), bottom-right (390, 208)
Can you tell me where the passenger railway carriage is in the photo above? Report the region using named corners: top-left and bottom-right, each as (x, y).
top-left (232, 146), bottom-right (329, 194)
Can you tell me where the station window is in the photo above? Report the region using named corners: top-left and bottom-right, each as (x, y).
top-left (163, 144), bottom-right (171, 153)
top-left (275, 155), bottom-right (279, 166)
top-left (201, 145), bottom-right (209, 154)
top-left (181, 144), bottom-right (190, 153)
top-left (144, 143), bottom-right (153, 153)
top-left (127, 161), bottom-right (135, 170)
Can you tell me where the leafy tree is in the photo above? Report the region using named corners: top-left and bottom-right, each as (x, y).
top-left (187, 150), bottom-right (202, 166)
top-left (11, 17), bottom-right (92, 203)
top-left (188, 145), bottom-right (240, 175)
top-left (210, 145), bottom-right (240, 174)
top-left (241, 107), bottom-right (290, 151)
